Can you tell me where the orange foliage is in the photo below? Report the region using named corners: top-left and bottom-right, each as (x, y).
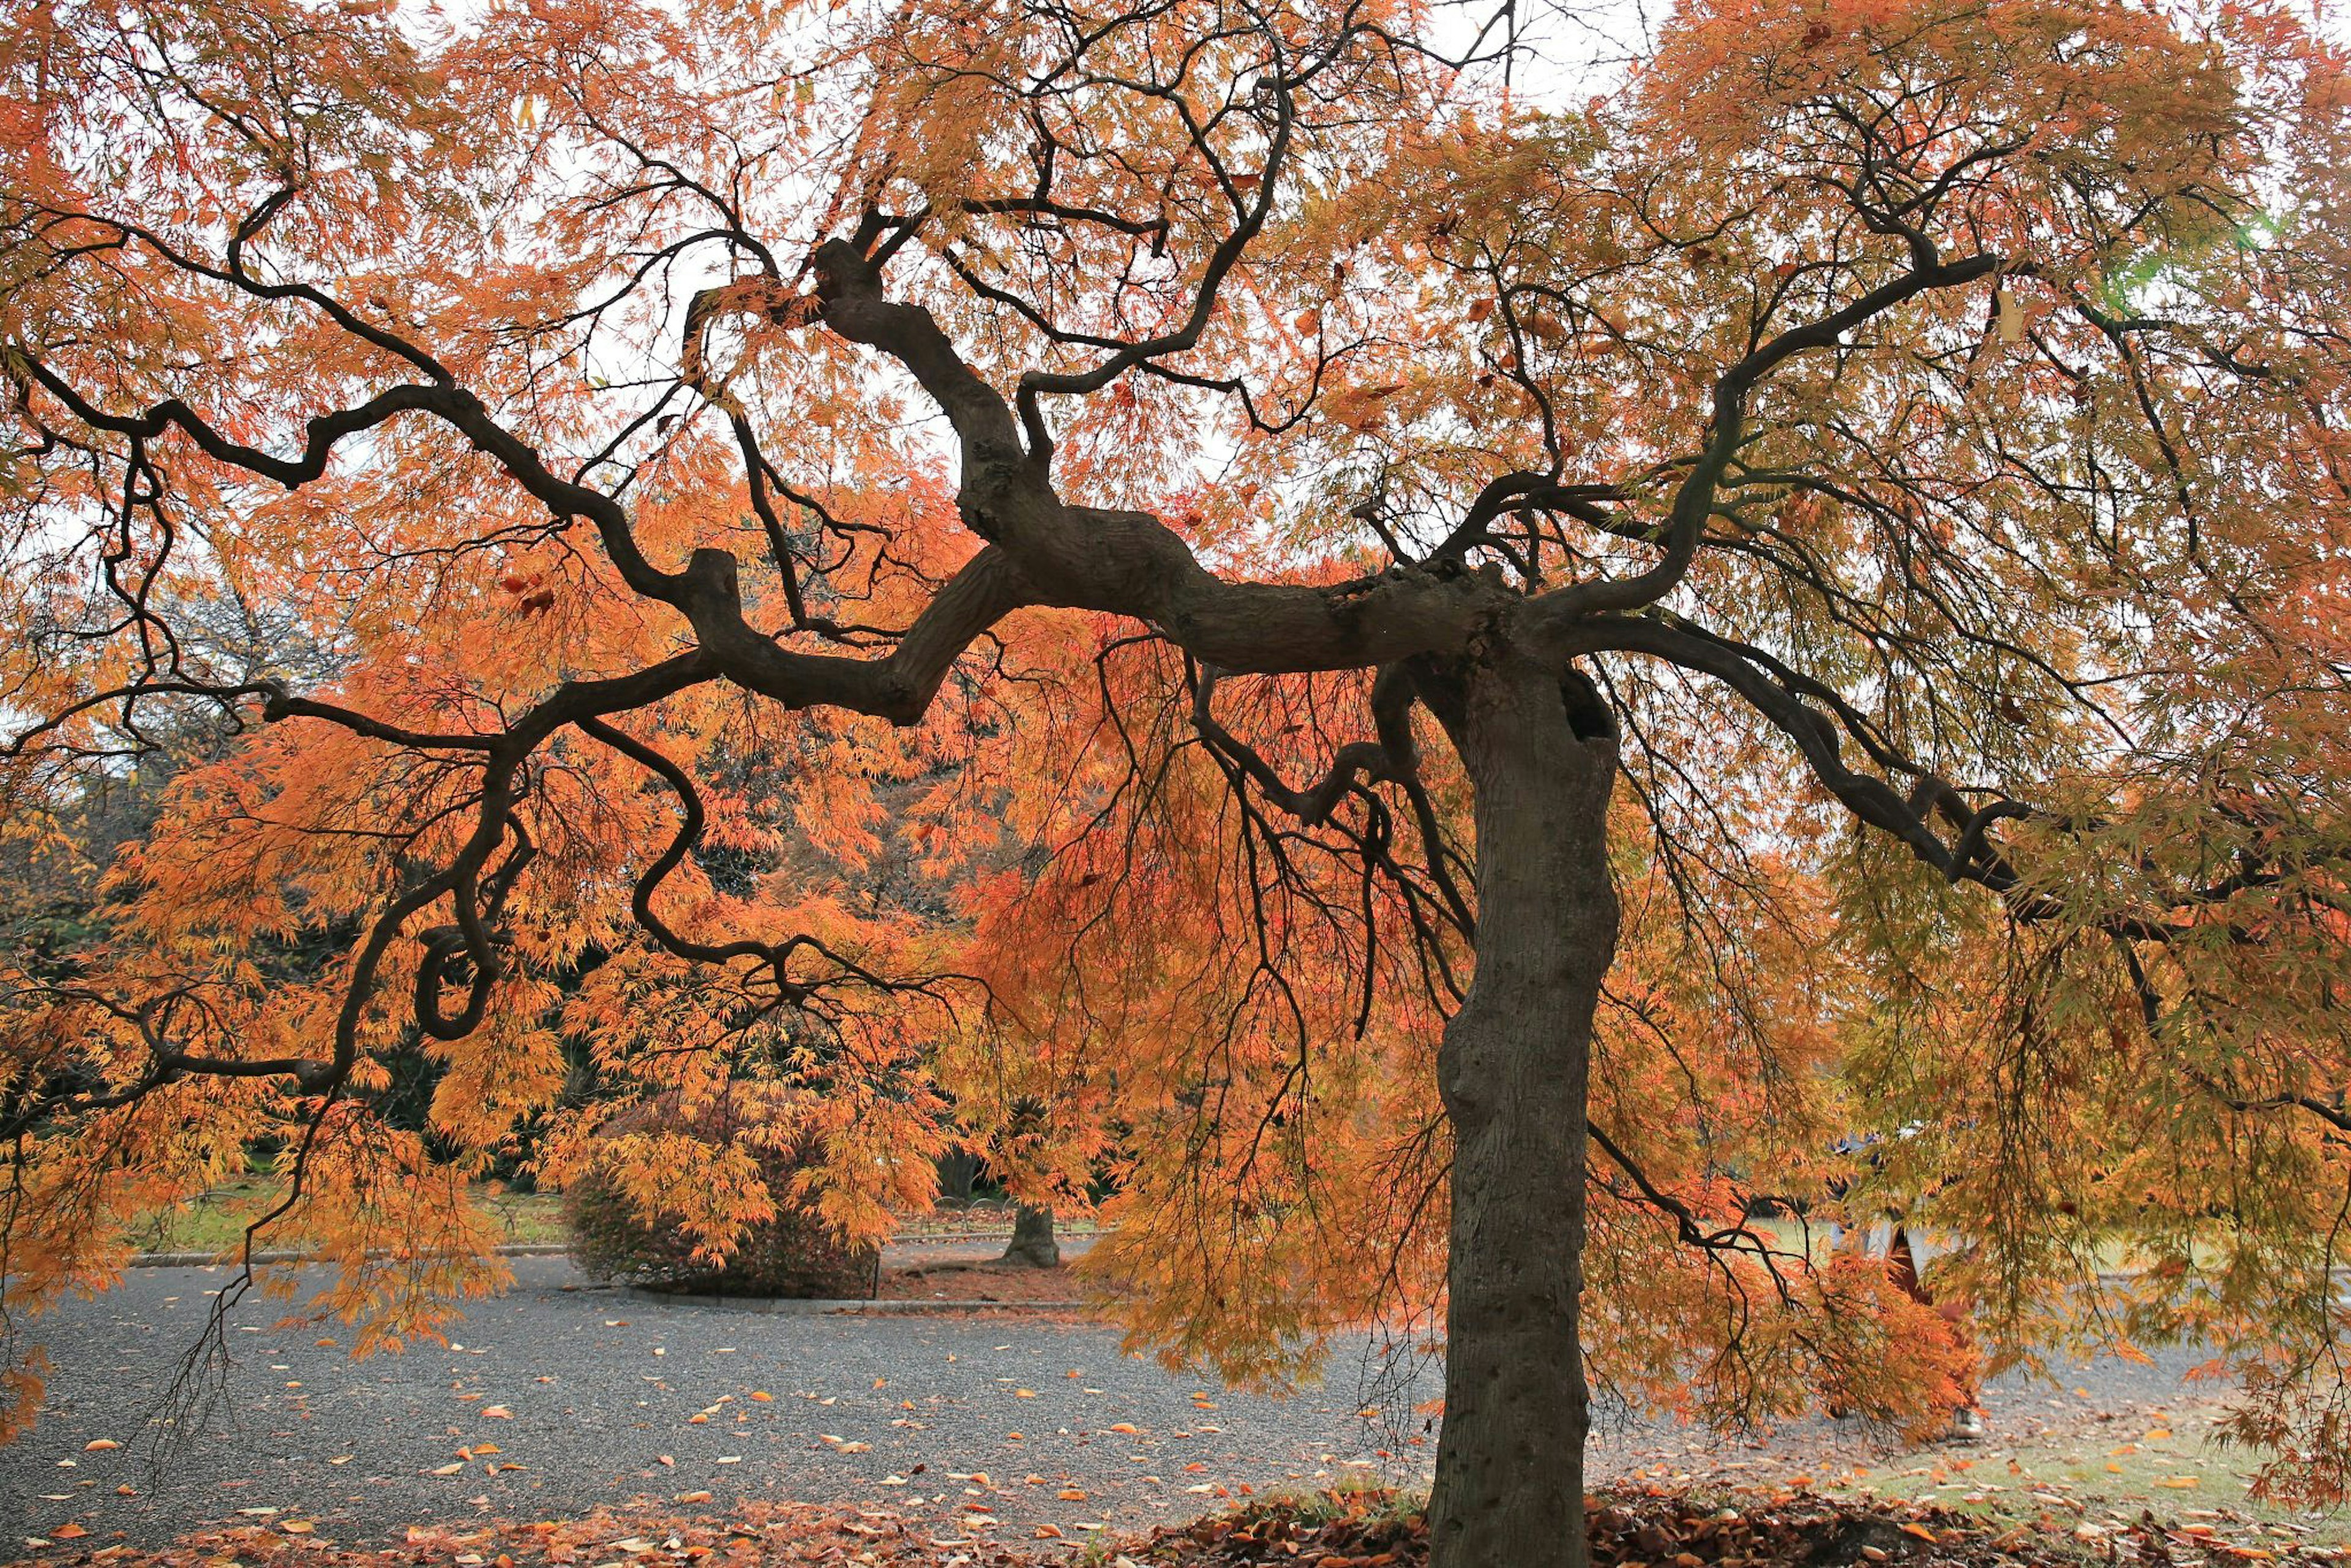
top-left (1, 0), bottom-right (2350, 1519)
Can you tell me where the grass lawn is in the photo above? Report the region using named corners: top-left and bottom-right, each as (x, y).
top-left (1751, 1217), bottom-right (2183, 1277)
top-left (1848, 1399), bottom-right (2347, 1547)
top-left (129, 1186), bottom-right (1097, 1256)
top-left (893, 1201), bottom-right (1101, 1239)
top-left (127, 1181), bottom-right (568, 1255)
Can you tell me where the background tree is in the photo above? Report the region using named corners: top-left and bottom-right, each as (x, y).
top-left (4, 1), bottom-right (2351, 1566)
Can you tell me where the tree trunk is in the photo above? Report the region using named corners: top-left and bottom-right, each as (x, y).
top-left (1000, 1202), bottom-right (1059, 1267)
top-left (1425, 656), bottom-right (1619, 1568)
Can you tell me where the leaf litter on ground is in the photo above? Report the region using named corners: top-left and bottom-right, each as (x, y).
top-left (6, 1487), bottom-right (2339, 1568)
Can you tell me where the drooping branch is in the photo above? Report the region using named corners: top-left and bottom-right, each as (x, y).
top-left (1587, 1120), bottom-right (1802, 1280)
top-left (1190, 666), bottom-right (1395, 827)
top-left (1568, 610), bottom-right (2339, 951)
top-left (1528, 251), bottom-right (2007, 624)
top-left (570, 714), bottom-right (928, 1007)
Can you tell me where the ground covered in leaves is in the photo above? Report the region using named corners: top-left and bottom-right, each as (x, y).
top-left (871, 1261), bottom-right (1084, 1305)
top-left (8, 1487), bottom-right (2340, 1568)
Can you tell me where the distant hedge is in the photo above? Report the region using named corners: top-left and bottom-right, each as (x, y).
top-left (562, 1095), bottom-right (877, 1298)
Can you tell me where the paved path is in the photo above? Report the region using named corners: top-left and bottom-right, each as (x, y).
top-left (0, 1258), bottom-right (2227, 1551)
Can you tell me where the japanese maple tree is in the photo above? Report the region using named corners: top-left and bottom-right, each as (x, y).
top-left (6, 0), bottom-right (2351, 1563)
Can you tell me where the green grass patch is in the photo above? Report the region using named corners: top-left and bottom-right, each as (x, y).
top-left (132, 1187), bottom-right (1100, 1256)
top-left (129, 1182), bottom-right (567, 1255)
top-left (1849, 1401), bottom-right (2347, 1546)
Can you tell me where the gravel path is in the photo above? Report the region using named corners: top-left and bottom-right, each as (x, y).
top-left (0, 1256), bottom-right (2230, 1551)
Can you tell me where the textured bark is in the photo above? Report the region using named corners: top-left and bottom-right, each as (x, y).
top-left (1001, 1203), bottom-right (1060, 1267)
top-left (1426, 655), bottom-right (1619, 1568)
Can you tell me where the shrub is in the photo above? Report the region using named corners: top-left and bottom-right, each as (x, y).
top-left (561, 1095), bottom-right (879, 1298)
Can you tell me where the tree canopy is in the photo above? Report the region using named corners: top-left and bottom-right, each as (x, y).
top-left (4, 0), bottom-right (2350, 1561)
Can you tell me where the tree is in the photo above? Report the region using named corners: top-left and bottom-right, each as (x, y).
top-left (0, 588), bottom-right (338, 955)
top-left (4, 0), bottom-right (2351, 1564)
